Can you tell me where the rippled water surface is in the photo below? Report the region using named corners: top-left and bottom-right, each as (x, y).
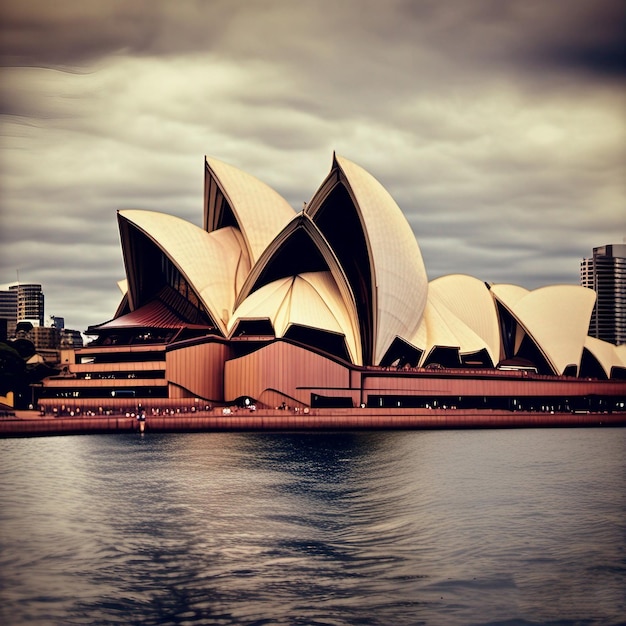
top-left (1, 428), bottom-right (625, 625)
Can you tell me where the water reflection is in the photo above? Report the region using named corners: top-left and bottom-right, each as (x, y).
top-left (0, 429), bottom-right (625, 625)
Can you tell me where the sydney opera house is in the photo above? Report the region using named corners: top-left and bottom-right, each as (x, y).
top-left (41, 155), bottom-right (626, 412)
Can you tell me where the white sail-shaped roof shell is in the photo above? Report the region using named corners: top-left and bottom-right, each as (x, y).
top-left (333, 156), bottom-right (428, 365)
top-left (119, 210), bottom-right (250, 333)
top-left (229, 271), bottom-right (359, 363)
top-left (205, 157), bottom-right (295, 264)
top-left (428, 274), bottom-right (501, 365)
top-left (491, 284), bottom-right (596, 375)
top-left (406, 286), bottom-right (492, 366)
top-left (233, 212), bottom-right (363, 364)
top-left (420, 298), bottom-right (486, 362)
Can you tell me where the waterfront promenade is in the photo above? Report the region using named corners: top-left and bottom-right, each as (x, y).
top-left (1, 407), bottom-right (624, 437)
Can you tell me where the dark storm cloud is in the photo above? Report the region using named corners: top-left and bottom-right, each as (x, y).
top-left (0, 0), bottom-right (228, 67)
top-left (513, 2), bottom-right (626, 79)
top-left (2, 1), bottom-right (623, 80)
top-left (0, 0), bottom-right (624, 332)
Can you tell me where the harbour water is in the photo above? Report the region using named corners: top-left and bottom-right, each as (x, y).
top-left (0, 428), bottom-right (624, 625)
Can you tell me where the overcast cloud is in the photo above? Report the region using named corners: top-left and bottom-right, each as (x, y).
top-left (0, 0), bottom-right (624, 333)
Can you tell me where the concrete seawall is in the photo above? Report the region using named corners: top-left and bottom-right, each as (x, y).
top-left (1, 409), bottom-right (624, 437)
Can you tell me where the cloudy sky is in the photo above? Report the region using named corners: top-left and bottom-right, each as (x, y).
top-left (1, 0), bottom-right (624, 333)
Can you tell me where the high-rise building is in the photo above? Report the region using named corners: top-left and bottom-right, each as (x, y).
top-left (0, 289), bottom-right (18, 338)
top-left (9, 283), bottom-right (45, 327)
top-left (581, 244), bottom-right (626, 345)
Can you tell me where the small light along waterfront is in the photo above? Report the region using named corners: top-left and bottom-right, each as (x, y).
top-left (1, 426), bottom-right (625, 626)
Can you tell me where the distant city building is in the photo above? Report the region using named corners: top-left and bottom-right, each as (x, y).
top-left (0, 283), bottom-right (83, 350)
top-left (50, 316), bottom-right (65, 329)
top-left (0, 288), bottom-right (18, 338)
top-left (30, 326), bottom-right (61, 351)
top-left (581, 245), bottom-right (626, 345)
top-left (26, 325), bottom-right (82, 358)
top-left (60, 328), bottom-right (84, 349)
top-left (10, 283), bottom-right (45, 327)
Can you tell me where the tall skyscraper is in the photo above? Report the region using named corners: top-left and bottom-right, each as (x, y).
top-left (580, 244), bottom-right (626, 345)
top-left (0, 289), bottom-right (18, 339)
top-left (9, 283), bottom-right (45, 327)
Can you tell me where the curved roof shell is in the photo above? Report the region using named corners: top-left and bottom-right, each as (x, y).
top-left (204, 157), bottom-right (295, 264)
top-left (234, 212), bottom-right (362, 363)
top-left (305, 154), bottom-right (428, 365)
top-left (420, 299), bottom-right (486, 363)
top-left (428, 274), bottom-right (501, 365)
top-left (491, 284), bottom-right (596, 375)
top-left (119, 210), bottom-right (250, 334)
top-left (406, 284), bottom-right (494, 367)
top-left (229, 271), bottom-right (359, 363)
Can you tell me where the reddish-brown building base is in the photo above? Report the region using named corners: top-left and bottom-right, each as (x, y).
top-left (1, 408), bottom-right (624, 437)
